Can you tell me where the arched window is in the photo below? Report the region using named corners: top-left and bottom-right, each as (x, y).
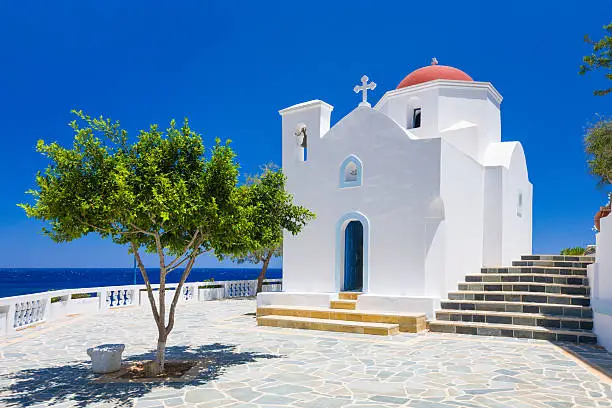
top-left (339, 155), bottom-right (362, 188)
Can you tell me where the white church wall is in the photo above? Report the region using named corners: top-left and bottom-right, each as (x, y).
top-left (500, 159), bottom-right (533, 265)
top-left (482, 142), bottom-right (532, 266)
top-left (280, 105), bottom-right (442, 297)
top-left (375, 85), bottom-right (439, 134)
top-left (439, 123), bottom-right (480, 164)
top-left (439, 140), bottom-right (486, 293)
top-left (483, 167), bottom-right (503, 266)
top-left (589, 215), bottom-right (612, 351)
top-left (438, 86), bottom-right (502, 162)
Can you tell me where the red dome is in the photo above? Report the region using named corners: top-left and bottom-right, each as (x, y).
top-left (397, 64), bottom-right (473, 89)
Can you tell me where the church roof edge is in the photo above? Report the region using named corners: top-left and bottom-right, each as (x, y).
top-left (374, 80), bottom-right (503, 109)
top-left (279, 100), bottom-right (334, 116)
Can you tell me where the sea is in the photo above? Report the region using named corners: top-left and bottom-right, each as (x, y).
top-left (0, 267), bottom-right (282, 298)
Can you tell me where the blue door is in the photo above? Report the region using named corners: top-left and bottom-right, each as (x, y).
top-left (344, 221), bottom-right (363, 291)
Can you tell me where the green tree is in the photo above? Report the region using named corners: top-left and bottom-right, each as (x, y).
top-left (233, 165), bottom-right (315, 294)
top-left (580, 22), bottom-right (612, 96)
top-left (19, 111), bottom-right (252, 374)
top-left (584, 117), bottom-right (612, 186)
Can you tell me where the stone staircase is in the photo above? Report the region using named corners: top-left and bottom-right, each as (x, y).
top-left (428, 255), bottom-right (597, 343)
top-left (257, 292), bottom-right (427, 336)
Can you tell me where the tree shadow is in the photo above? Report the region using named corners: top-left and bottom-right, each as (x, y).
top-left (0, 343), bottom-right (280, 407)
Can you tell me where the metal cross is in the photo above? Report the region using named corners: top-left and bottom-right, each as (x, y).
top-left (353, 75), bottom-right (376, 107)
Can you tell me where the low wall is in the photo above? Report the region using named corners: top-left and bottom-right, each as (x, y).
top-left (588, 214), bottom-right (612, 351)
top-left (0, 278), bottom-right (282, 337)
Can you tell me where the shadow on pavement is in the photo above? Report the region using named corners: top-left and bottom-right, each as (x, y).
top-left (0, 343), bottom-right (280, 407)
top-left (555, 342), bottom-right (612, 379)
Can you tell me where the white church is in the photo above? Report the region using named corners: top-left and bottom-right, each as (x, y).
top-left (258, 59), bottom-right (532, 319)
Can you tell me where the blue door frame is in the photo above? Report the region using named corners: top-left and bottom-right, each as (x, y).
top-left (344, 220), bottom-right (364, 291)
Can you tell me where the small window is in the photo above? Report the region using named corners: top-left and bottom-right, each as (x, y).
top-left (339, 155), bottom-right (362, 188)
top-left (412, 108), bottom-right (421, 129)
top-left (517, 191), bottom-right (523, 217)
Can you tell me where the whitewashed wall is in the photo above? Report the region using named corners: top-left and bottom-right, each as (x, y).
top-left (281, 105), bottom-right (441, 296)
top-left (278, 79), bottom-right (531, 317)
top-left (588, 214), bottom-right (612, 351)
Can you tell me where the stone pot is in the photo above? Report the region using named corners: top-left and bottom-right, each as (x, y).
top-left (595, 205), bottom-right (611, 232)
top-left (87, 344), bottom-right (125, 373)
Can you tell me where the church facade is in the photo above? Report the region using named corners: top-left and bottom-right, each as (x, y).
top-left (262, 61), bottom-right (532, 317)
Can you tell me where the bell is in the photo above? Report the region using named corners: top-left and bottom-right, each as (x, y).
top-left (297, 128), bottom-right (307, 149)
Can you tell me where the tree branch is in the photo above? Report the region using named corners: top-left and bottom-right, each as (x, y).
top-left (166, 231), bottom-right (199, 270)
top-left (166, 254), bottom-right (198, 335)
top-left (130, 242), bottom-right (161, 326)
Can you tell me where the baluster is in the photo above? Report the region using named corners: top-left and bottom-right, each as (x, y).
top-left (24, 301), bottom-right (32, 324)
top-left (112, 290), bottom-right (118, 307)
top-left (106, 291), bottom-right (111, 308)
top-left (125, 290), bottom-right (132, 306)
top-left (32, 300), bottom-right (40, 322)
top-left (14, 302), bottom-right (21, 327)
top-left (119, 290), bottom-right (125, 306)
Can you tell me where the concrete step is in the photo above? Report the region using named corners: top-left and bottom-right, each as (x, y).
top-left (257, 305), bottom-right (426, 332)
top-left (338, 292), bottom-right (361, 301)
top-left (465, 273), bottom-right (589, 286)
top-left (457, 282), bottom-right (590, 296)
top-left (427, 320), bottom-right (597, 344)
top-left (521, 255), bottom-right (595, 262)
top-left (440, 299), bottom-right (593, 318)
top-left (512, 260), bottom-right (591, 269)
top-left (481, 266), bottom-right (588, 276)
top-left (434, 309), bottom-right (593, 330)
top-left (447, 291), bottom-right (590, 306)
top-left (330, 300), bottom-right (357, 310)
top-left (257, 315), bottom-right (400, 336)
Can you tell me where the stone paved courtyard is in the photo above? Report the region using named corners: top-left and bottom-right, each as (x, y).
top-left (1, 299), bottom-right (611, 408)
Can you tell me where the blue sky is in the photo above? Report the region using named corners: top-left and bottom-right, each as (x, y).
top-left (0, 1), bottom-right (610, 268)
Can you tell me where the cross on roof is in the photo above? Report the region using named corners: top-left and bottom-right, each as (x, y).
top-left (353, 75), bottom-right (376, 107)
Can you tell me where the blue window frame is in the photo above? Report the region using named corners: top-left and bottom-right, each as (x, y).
top-left (339, 155), bottom-right (362, 188)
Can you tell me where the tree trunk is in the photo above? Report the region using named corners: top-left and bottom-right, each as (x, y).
top-left (156, 331), bottom-right (167, 374)
top-left (256, 252), bottom-right (272, 294)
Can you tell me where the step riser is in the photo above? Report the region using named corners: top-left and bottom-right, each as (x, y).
top-left (512, 261), bottom-right (591, 268)
top-left (466, 275), bottom-right (589, 286)
top-left (521, 255), bottom-right (594, 262)
top-left (435, 313), bottom-right (593, 330)
top-left (441, 302), bottom-right (593, 318)
top-left (481, 267), bottom-right (587, 276)
top-left (330, 301), bottom-right (357, 310)
top-left (457, 283), bottom-right (589, 296)
top-left (257, 317), bottom-right (399, 335)
top-left (338, 292), bottom-right (360, 301)
top-left (428, 323), bottom-right (597, 344)
top-left (448, 293), bottom-right (590, 306)
top-left (257, 307), bottom-right (426, 333)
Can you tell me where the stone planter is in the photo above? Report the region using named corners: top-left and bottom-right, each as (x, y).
top-left (87, 344), bottom-right (125, 373)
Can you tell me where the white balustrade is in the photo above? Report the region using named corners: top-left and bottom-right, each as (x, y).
top-left (0, 278), bottom-right (282, 337)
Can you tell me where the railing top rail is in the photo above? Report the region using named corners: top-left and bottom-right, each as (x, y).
top-left (0, 278), bottom-right (282, 303)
